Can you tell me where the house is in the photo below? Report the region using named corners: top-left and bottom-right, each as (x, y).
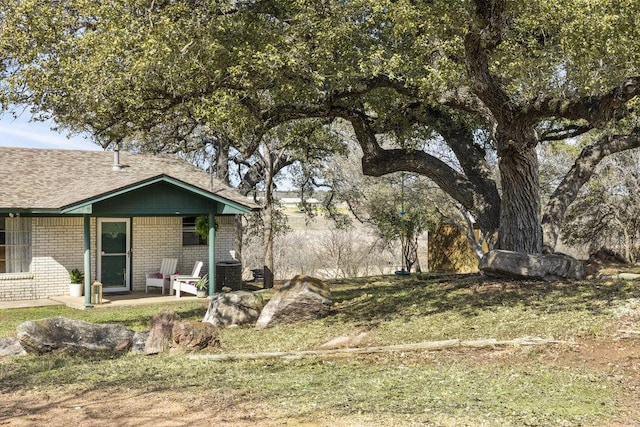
top-left (0, 147), bottom-right (256, 305)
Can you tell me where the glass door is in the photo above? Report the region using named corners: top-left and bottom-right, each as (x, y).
top-left (98, 218), bottom-right (130, 292)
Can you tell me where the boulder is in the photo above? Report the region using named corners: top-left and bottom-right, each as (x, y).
top-left (172, 321), bottom-right (220, 351)
top-left (131, 331), bottom-right (150, 354)
top-left (144, 311), bottom-right (220, 354)
top-left (145, 311), bottom-right (181, 355)
top-left (256, 275), bottom-right (332, 329)
top-left (203, 291), bottom-right (264, 327)
top-left (480, 250), bottom-right (585, 280)
top-left (16, 316), bottom-right (134, 355)
top-left (0, 337), bottom-right (27, 357)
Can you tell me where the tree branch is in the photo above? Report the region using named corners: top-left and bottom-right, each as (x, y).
top-left (463, 0), bottom-right (514, 124)
top-left (339, 108), bottom-right (500, 238)
top-left (542, 128), bottom-right (640, 251)
top-left (524, 76), bottom-right (640, 125)
top-left (539, 124), bottom-right (594, 142)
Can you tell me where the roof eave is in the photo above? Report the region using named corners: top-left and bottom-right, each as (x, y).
top-left (59, 174), bottom-right (252, 215)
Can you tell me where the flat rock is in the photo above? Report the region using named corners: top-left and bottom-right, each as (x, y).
top-left (480, 250), bottom-right (585, 280)
top-left (16, 317), bottom-right (134, 355)
top-left (0, 337), bottom-right (27, 357)
top-left (319, 332), bottom-right (370, 350)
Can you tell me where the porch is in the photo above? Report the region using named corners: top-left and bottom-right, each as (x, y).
top-left (0, 148), bottom-right (257, 304)
top-left (0, 291), bottom-right (205, 310)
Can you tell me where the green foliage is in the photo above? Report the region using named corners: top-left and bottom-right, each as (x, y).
top-left (1, 0), bottom-right (640, 123)
top-left (327, 164), bottom-right (441, 271)
top-left (367, 174), bottom-right (438, 242)
top-left (3, 0), bottom-right (640, 254)
top-left (5, 0), bottom-right (637, 144)
top-left (194, 274), bottom-right (208, 291)
top-left (69, 269), bottom-right (84, 284)
top-left (194, 215), bottom-right (218, 241)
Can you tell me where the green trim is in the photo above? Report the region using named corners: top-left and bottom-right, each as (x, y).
top-left (63, 206), bottom-right (93, 214)
top-left (59, 175), bottom-right (251, 215)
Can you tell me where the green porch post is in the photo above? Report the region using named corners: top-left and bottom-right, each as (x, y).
top-left (83, 215), bottom-right (93, 308)
top-left (208, 211), bottom-right (216, 296)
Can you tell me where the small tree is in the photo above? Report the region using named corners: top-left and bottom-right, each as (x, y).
top-left (562, 150), bottom-right (640, 262)
top-left (365, 174), bottom-right (439, 273)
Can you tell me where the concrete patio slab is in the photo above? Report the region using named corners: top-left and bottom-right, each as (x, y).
top-left (1, 292), bottom-right (206, 310)
top-left (0, 299), bottom-right (63, 310)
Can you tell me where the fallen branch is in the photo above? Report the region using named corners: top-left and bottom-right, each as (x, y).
top-left (190, 337), bottom-right (567, 361)
top-left (617, 330), bottom-right (640, 336)
top-left (600, 273), bottom-right (640, 280)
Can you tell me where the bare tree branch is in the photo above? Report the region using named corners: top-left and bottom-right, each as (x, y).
top-left (542, 128), bottom-right (640, 251)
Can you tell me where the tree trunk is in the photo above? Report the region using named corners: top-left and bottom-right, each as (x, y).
top-left (262, 144), bottom-right (275, 289)
top-left (234, 215), bottom-right (244, 264)
top-left (263, 203), bottom-right (275, 288)
top-left (215, 137), bottom-right (230, 184)
top-left (497, 146), bottom-right (543, 253)
top-left (614, 215), bottom-right (633, 263)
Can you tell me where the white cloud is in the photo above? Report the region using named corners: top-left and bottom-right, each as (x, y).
top-left (0, 115), bottom-right (100, 151)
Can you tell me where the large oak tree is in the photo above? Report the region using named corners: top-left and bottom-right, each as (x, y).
top-left (2, 0), bottom-right (640, 254)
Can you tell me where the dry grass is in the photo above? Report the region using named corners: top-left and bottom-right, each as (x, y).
top-left (2, 273), bottom-right (640, 426)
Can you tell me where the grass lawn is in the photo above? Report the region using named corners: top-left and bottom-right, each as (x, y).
top-left (2, 273), bottom-right (640, 426)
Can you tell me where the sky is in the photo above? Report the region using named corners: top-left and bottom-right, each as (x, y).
top-left (0, 112), bottom-right (101, 151)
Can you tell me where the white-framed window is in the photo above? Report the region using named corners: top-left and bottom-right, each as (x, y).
top-left (0, 216), bottom-right (32, 273)
top-left (182, 216), bottom-right (206, 246)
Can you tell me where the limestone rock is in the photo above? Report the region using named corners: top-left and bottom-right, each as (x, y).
top-left (131, 331), bottom-right (149, 354)
top-left (203, 291), bottom-right (264, 327)
top-left (16, 317), bottom-right (134, 355)
top-left (256, 275), bottom-right (332, 329)
top-left (480, 250), bottom-right (585, 280)
top-left (0, 337), bottom-right (27, 357)
top-left (172, 321), bottom-right (220, 351)
top-left (319, 332), bottom-right (371, 350)
top-left (145, 311), bottom-right (181, 355)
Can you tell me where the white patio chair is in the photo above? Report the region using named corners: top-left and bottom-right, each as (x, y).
top-left (171, 261), bottom-right (204, 298)
top-left (145, 258), bottom-right (178, 294)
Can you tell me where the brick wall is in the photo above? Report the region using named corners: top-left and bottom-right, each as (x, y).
top-left (176, 216), bottom-right (239, 281)
top-left (31, 217), bottom-right (93, 299)
top-left (132, 217), bottom-right (182, 292)
top-left (0, 274), bottom-right (37, 301)
top-left (0, 215), bottom-right (241, 300)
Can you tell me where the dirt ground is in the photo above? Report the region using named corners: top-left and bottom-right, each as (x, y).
top-left (0, 388), bottom-right (376, 427)
top-left (3, 260), bottom-right (640, 426)
top-left (2, 335), bottom-right (640, 427)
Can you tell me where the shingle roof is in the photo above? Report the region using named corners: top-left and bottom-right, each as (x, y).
top-left (0, 147), bottom-right (254, 211)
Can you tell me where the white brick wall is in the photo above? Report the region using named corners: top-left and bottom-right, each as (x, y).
top-left (31, 217), bottom-right (90, 298)
top-left (180, 216), bottom-right (239, 277)
top-left (0, 215), bottom-right (240, 301)
top-left (0, 274), bottom-right (37, 301)
top-left (132, 217), bottom-right (182, 292)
